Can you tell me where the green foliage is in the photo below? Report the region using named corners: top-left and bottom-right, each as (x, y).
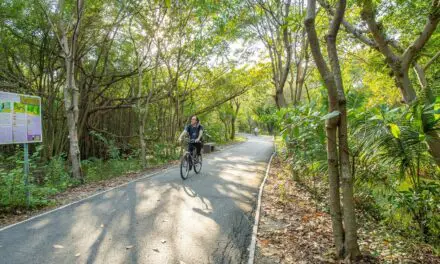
top-left (0, 146), bottom-right (65, 210)
top-left (44, 154), bottom-right (73, 191)
top-left (275, 90), bottom-right (440, 247)
top-left (89, 131), bottom-right (120, 160)
top-left (253, 105), bottom-right (278, 134)
top-left (350, 101), bottom-right (440, 245)
top-left (389, 181), bottom-right (440, 244)
top-left (82, 158), bottom-right (141, 182)
top-left (203, 122), bottom-right (227, 143)
top-left (277, 102), bottom-right (327, 166)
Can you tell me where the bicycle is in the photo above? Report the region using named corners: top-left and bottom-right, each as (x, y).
top-left (180, 139), bottom-right (203, 180)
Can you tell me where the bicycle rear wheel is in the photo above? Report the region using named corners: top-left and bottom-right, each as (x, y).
top-left (180, 153), bottom-right (190, 180)
top-left (194, 154), bottom-right (202, 174)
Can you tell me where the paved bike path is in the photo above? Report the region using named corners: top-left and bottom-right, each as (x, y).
top-left (0, 135), bottom-right (273, 264)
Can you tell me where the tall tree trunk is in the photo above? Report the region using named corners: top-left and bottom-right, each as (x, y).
top-left (58, 0), bottom-right (84, 181)
top-left (138, 68), bottom-right (147, 169)
top-left (326, 0), bottom-right (360, 255)
top-left (305, 0), bottom-right (360, 259)
top-left (64, 54), bottom-right (83, 181)
top-left (338, 105), bottom-right (360, 257)
top-left (326, 122), bottom-right (345, 257)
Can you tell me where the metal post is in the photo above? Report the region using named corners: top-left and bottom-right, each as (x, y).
top-left (24, 143), bottom-right (30, 208)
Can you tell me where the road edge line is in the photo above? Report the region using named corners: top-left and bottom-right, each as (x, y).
top-left (248, 144), bottom-right (276, 264)
top-left (0, 166), bottom-right (173, 232)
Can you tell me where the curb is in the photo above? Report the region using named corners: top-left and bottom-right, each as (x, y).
top-left (247, 150), bottom-right (276, 264)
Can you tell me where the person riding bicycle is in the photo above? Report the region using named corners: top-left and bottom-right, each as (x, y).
top-left (178, 115), bottom-right (204, 159)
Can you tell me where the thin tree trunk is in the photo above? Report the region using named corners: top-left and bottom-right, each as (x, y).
top-left (339, 105), bottom-right (361, 257)
top-left (231, 117), bottom-right (236, 140)
top-left (326, 124), bottom-right (345, 257)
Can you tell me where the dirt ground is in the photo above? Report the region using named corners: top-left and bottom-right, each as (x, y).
top-left (254, 156), bottom-right (440, 264)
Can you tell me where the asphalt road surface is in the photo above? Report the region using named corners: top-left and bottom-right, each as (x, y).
top-left (0, 135), bottom-right (273, 264)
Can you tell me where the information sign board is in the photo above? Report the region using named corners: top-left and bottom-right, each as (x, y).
top-left (0, 91), bottom-right (43, 145)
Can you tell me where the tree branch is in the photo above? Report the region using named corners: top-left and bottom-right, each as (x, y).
top-left (192, 88), bottom-right (250, 116)
top-left (317, 0), bottom-right (377, 48)
top-left (304, 0), bottom-right (332, 85)
top-left (361, 0), bottom-right (399, 64)
top-left (424, 50), bottom-right (440, 71)
top-left (402, 1), bottom-right (440, 68)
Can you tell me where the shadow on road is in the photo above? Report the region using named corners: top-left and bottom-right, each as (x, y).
top-left (0, 135), bottom-right (273, 264)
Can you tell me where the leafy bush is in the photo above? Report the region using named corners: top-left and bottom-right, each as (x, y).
top-left (272, 92), bottom-right (440, 248)
top-left (351, 102), bottom-right (440, 245)
top-left (0, 145), bottom-right (60, 209)
top-left (89, 131), bottom-right (120, 159)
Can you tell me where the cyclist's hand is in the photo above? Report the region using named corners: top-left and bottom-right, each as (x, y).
top-left (195, 139), bottom-right (200, 143)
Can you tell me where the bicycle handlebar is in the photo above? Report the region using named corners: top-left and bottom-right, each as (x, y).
top-left (180, 138), bottom-right (200, 144)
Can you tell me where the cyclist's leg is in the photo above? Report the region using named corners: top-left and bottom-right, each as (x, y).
top-left (188, 143), bottom-right (195, 155)
top-left (195, 143), bottom-right (202, 156)
top-left (188, 143), bottom-right (195, 167)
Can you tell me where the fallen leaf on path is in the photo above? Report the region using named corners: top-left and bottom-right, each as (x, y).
top-left (53, 245), bottom-right (64, 249)
top-left (153, 248), bottom-right (160, 252)
top-left (161, 240), bottom-right (166, 244)
top-left (259, 239), bottom-right (270, 246)
top-left (162, 219), bottom-right (168, 222)
top-left (126, 245), bottom-right (134, 249)
top-left (75, 253), bottom-right (81, 257)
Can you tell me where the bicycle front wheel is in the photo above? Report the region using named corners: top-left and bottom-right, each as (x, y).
top-left (180, 154), bottom-right (190, 180)
top-left (194, 154), bottom-right (202, 174)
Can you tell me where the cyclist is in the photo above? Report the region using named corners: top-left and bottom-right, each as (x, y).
top-left (178, 115), bottom-right (204, 160)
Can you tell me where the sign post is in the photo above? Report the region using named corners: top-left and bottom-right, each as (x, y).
top-left (24, 143), bottom-right (30, 207)
top-left (0, 91), bottom-right (43, 208)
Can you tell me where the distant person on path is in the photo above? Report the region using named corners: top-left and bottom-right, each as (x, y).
top-left (254, 127), bottom-right (259, 136)
top-left (179, 115), bottom-right (204, 157)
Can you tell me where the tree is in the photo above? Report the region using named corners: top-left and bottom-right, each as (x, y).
top-left (230, 98), bottom-right (241, 140)
top-left (304, 0), bottom-right (360, 259)
top-left (246, 0), bottom-right (293, 108)
top-left (318, 0), bottom-right (440, 166)
top-left (43, 0), bottom-right (86, 181)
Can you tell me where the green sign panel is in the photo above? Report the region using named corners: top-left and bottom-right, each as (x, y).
top-left (0, 91), bottom-right (43, 145)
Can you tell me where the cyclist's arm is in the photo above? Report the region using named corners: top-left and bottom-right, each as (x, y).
top-left (196, 129), bottom-right (203, 142)
top-left (178, 129), bottom-right (188, 141)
